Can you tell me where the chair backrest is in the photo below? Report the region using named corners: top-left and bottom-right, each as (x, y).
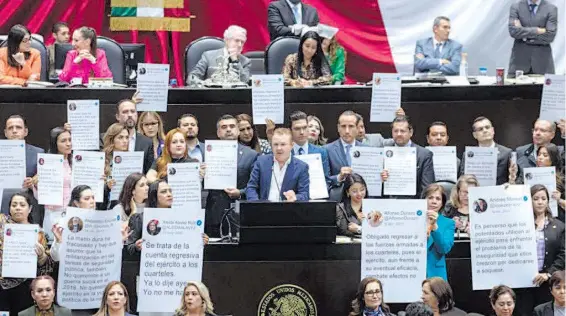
top-left (0, 35), bottom-right (7, 42)
top-left (96, 36), bottom-right (126, 84)
top-left (434, 180), bottom-right (456, 197)
top-left (264, 36), bottom-right (300, 74)
top-left (243, 50), bottom-right (265, 75)
top-left (31, 34), bottom-right (44, 42)
top-left (183, 36), bottom-right (224, 84)
top-left (0, 38), bottom-right (49, 81)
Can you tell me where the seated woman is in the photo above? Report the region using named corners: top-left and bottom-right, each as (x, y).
top-left (421, 277), bottom-right (466, 316)
top-left (321, 34), bottom-right (346, 84)
top-left (112, 173), bottom-right (148, 223)
top-left (307, 115), bottom-right (328, 146)
top-left (336, 173), bottom-right (367, 237)
top-left (93, 281), bottom-right (134, 316)
top-left (423, 184), bottom-right (455, 280)
top-left (349, 277), bottom-right (395, 316)
top-left (137, 111), bottom-right (165, 159)
top-left (19, 276), bottom-right (71, 316)
top-left (442, 174), bottom-right (479, 234)
top-left (0, 24), bottom-right (41, 86)
top-left (146, 128), bottom-right (204, 183)
top-left (282, 31), bottom-right (332, 87)
top-left (489, 285), bottom-right (515, 316)
top-left (58, 26), bottom-right (112, 84)
top-left (534, 270), bottom-right (565, 316)
top-left (0, 193), bottom-right (53, 315)
top-left (236, 113), bottom-right (272, 155)
top-left (174, 281), bottom-right (216, 316)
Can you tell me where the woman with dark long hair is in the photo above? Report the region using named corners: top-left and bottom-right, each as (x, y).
top-left (59, 26), bottom-right (112, 84)
top-left (0, 24), bottom-right (41, 86)
top-left (282, 30), bottom-right (332, 87)
top-left (336, 173), bottom-right (367, 237)
top-left (112, 173), bottom-right (148, 222)
top-left (349, 277), bottom-right (394, 316)
top-left (236, 113), bottom-right (272, 155)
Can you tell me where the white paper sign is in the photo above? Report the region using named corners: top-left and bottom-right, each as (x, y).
top-left (361, 199), bottom-right (427, 303)
top-left (523, 167), bottom-right (558, 217)
top-left (295, 153), bottom-right (328, 200)
top-left (370, 73), bottom-right (401, 122)
top-left (383, 147), bottom-right (417, 196)
top-left (464, 147), bottom-right (497, 186)
top-left (539, 74), bottom-right (565, 122)
top-left (251, 75), bottom-right (284, 124)
top-left (204, 140), bottom-right (238, 190)
top-left (71, 151), bottom-right (105, 202)
top-left (0, 140), bottom-right (26, 189)
top-left (426, 146), bottom-right (458, 183)
top-left (57, 208), bottom-right (122, 309)
top-left (1, 224), bottom-right (39, 278)
top-left (110, 151), bottom-right (144, 201)
top-left (445, 76), bottom-right (470, 86)
top-left (168, 163), bottom-right (202, 210)
top-left (138, 208), bottom-right (205, 312)
top-left (469, 185), bottom-right (538, 290)
top-left (67, 100), bottom-right (100, 150)
top-left (136, 63), bottom-right (170, 112)
top-left (351, 147), bottom-right (384, 196)
top-left (37, 154), bottom-right (64, 206)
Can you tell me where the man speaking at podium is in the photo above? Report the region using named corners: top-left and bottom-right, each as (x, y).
top-left (246, 128), bottom-right (310, 202)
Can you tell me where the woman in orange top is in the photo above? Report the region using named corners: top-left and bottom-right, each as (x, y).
top-left (0, 24), bottom-right (41, 86)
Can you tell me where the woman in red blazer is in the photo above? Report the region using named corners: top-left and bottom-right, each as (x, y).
top-left (58, 26), bottom-right (112, 84)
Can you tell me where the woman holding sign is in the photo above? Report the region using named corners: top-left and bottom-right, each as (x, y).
top-left (146, 128), bottom-right (203, 183)
top-left (93, 281), bottom-right (133, 316)
top-left (442, 175), bottom-right (479, 234)
top-left (137, 111), bottom-right (165, 159)
top-left (174, 281), bottom-right (216, 316)
top-left (0, 193), bottom-right (53, 315)
top-left (101, 123), bottom-right (130, 209)
top-left (348, 277), bottom-right (395, 316)
top-left (423, 184), bottom-right (455, 280)
top-left (112, 173), bottom-right (148, 222)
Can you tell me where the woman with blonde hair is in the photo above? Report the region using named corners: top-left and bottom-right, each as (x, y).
top-left (321, 35), bottom-right (346, 84)
top-left (137, 111), bottom-right (165, 159)
top-left (101, 123), bottom-right (130, 209)
top-left (174, 281), bottom-right (216, 316)
top-left (442, 174), bottom-right (479, 234)
top-left (93, 281), bottom-right (133, 316)
top-left (307, 115), bottom-right (328, 146)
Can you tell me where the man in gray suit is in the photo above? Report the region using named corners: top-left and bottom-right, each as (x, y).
top-left (205, 114), bottom-right (258, 237)
top-left (355, 109), bottom-right (405, 147)
top-left (4, 115), bottom-right (44, 186)
top-left (508, 0), bottom-right (557, 75)
top-left (268, 0), bottom-right (319, 40)
top-left (189, 25), bottom-right (251, 84)
top-left (459, 117), bottom-right (513, 185)
top-left (381, 116), bottom-right (435, 199)
top-left (414, 16), bottom-right (463, 75)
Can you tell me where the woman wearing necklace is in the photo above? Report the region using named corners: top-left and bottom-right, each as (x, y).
top-left (93, 281), bottom-right (134, 316)
top-left (336, 173), bottom-right (367, 237)
top-left (174, 281), bottom-right (217, 316)
top-left (19, 276), bottom-right (71, 316)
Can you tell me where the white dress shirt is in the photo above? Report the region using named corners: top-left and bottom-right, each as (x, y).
top-left (128, 132), bottom-right (137, 152)
top-left (340, 138), bottom-right (356, 158)
top-left (268, 157), bottom-right (291, 202)
top-left (293, 143), bottom-right (309, 155)
top-left (433, 38), bottom-right (445, 54)
top-left (286, 0), bottom-right (302, 24)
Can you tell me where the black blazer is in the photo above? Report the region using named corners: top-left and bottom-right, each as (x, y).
top-left (459, 143), bottom-right (512, 185)
top-left (541, 216), bottom-right (565, 274)
top-left (336, 201), bottom-right (362, 238)
top-left (533, 301), bottom-right (556, 316)
top-left (267, 0), bottom-right (319, 40)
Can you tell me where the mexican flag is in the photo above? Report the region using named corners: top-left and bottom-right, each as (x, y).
top-left (110, 0), bottom-right (194, 32)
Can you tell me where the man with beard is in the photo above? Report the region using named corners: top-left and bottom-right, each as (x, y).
top-left (178, 113), bottom-right (203, 162)
top-left (267, 0), bottom-right (320, 40)
top-left (110, 99), bottom-right (154, 173)
top-left (205, 114), bottom-right (258, 237)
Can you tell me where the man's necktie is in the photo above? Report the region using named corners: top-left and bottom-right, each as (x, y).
top-left (292, 5), bottom-right (301, 24)
top-left (345, 144), bottom-right (352, 166)
top-left (529, 4), bottom-right (537, 16)
top-left (434, 43), bottom-right (442, 58)
top-left (298, 147), bottom-right (304, 155)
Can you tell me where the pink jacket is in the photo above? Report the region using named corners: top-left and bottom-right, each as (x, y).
top-left (58, 48), bottom-right (113, 83)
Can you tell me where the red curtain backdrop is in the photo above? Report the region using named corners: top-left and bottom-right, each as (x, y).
top-left (0, 0), bottom-right (396, 84)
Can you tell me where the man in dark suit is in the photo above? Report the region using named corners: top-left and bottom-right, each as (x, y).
top-left (324, 111), bottom-right (364, 187)
top-left (189, 25), bottom-right (251, 84)
top-left (4, 115), bottom-right (44, 185)
top-left (381, 116), bottom-right (435, 199)
top-left (267, 0), bottom-right (320, 41)
top-left (205, 114), bottom-right (259, 237)
top-left (289, 111), bottom-right (330, 187)
top-left (426, 121), bottom-right (461, 175)
top-left (516, 119), bottom-right (564, 172)
top-left (111, 99), bottom-right (154, 174)
top-left (508, 0), bottom-right (557, 75)
top-left (246, 128), bottom-right (309, 201)
top-left (414, 16), bottom-right (463, 75)
top-left (459, 116), bottom-right (513, 185)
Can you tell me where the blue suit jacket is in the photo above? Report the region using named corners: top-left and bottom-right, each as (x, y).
top-left (414, 37), bottom-right (463, 75)
top-left (324, 139), bottom-right (364, 186)
top-left (427, 214), bottom-right (455, 280)
top-left (294, 144), bottom-right (331, 189)
top-left (26, 144), bottom-right (44, 177)
top-left (245, 154), bottom-right (310, 201)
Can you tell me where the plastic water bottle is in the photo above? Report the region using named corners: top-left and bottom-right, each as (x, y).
top-left (459, 53), bottom-right (468, 77)
top-left (479, 67), bottom-right (488, 76)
